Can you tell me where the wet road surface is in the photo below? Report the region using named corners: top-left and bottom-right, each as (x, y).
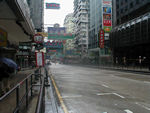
top-left (49, 63), bottom-right (150, 113)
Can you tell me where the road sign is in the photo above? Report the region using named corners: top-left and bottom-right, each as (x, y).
top-left (34, 34), bottom-right (44, 43)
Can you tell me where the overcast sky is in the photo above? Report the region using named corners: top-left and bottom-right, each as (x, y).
top-left (44, 0), bottom-right (74, 27)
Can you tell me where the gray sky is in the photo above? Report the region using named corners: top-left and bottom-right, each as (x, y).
top-left (44, 0), bottom-right (74, 27)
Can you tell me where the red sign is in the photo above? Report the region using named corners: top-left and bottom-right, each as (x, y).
top-left (35, 52), bottom-right (44, 67)
top-left (99, 30), bottom-right (104, 48)
top-left (103, 20), bottom-right (112, 26)
top-left (34, 34), bottom-right (44, 43)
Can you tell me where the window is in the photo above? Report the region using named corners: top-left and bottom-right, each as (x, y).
top-left (130, 2), bottom-right (133, 8)
top-left (136, 0), bottom-right (139, 4)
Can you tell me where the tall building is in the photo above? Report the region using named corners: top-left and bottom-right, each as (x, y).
top-left (110, 0), bottom-right (150, 67)
top-left (88, 0), bottom-right (112, 65)
top-left (74, 0), bottom-right (89, 56)
top-left (28, 0), bottom-right (44, 32)
top-left (64, 13), bottom-right (75, 34)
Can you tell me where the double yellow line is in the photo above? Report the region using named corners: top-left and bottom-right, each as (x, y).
top-left (50, 76), bottom-right (69, 113)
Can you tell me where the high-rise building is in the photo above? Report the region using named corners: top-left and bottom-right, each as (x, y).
top-left (28, 0), bottom-right (44, 32)
top-left (88, 0), bottom-right (112, 65)
top-left (64, 13), bottom-right (75, 34)
top-left (74, 0), bottom-right (89, 56)
top-left (110, 0), bottom-right (150, 67)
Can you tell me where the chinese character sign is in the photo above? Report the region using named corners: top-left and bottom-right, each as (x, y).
top-left (36, 52), bottom-right (44, 67)
top-left (102, 0), bottom-right (112, 33)
top-left (99, 30), bottom-right (105, 48)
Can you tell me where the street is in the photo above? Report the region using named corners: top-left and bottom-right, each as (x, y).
top-left (49, 63), bottom-right (150, 113)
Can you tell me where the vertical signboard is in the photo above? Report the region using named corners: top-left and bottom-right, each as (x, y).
top-left (102, 0), bottom-right (112, 33)
top-left (36, 52), bottom-right (44, 67)
top-left (0, 28), bottom-right (7, 47)
top-left (99, 29), bottom-right (104, 48)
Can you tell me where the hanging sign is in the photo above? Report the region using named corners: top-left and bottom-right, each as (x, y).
top-left (99, 29), bottom-right (104, 48)
top-left (34, 34), bottom-right (44, 43)
top-left (36, 52), bottom-right (44, 67)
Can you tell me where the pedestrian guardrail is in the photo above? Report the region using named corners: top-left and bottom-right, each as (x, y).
top-left (0, 68), bottom-right (46, 113)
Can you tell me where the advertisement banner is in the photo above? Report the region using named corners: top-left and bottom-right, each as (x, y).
top-left (103, 20), bottom-right (112, 26)
top-left (103, 26), bottom-right (112, 33)
top-left (46, 3), bottom-right (60, 9)
top-left (0, 28), bottom-right (7, 47)
top-left (36, 52), bottom-right (44, 67)
top-left (103, 7), bottom-right (111, 13)
top-left (102, 0), bottom-right (112, 33)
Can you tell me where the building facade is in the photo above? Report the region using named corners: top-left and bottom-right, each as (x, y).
top-left (74, 0), bottom-right (89, 56)
top-left (110, 0), bottom-right (150, 67)
top-left (28, 0), bottom-right (44, 32)
top-left (64, 13), bottom-right (75, 34)
top-left (88, 0), bottom-right (112, 65)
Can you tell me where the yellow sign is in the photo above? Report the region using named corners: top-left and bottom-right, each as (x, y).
top-left (0, 28), bottom-right (7, 47)
top-left (37, 32), bottom-right (48, 37)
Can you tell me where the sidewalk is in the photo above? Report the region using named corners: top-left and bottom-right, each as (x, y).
top-left (0, 68), bottom-right (37, 113)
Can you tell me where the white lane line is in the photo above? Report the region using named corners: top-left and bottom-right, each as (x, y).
top-left (124, 109), bottom-right (133, 113)
top-left (97, 93), bottom-right (113, 96)
top-left (96, 93), bottom-right (125, 99)
top-left (113, 93), bottom-right (125, 99)
top-left (135, 102), bottom-right (150, 111)
top-left (62, 95), bottom-right (82, 99)
top-left (103, 112), bottom-right (107, 113)
top-left (102, 84), bottom-right (110, 88)
top-left (144, 81), bottom-right (150, 84)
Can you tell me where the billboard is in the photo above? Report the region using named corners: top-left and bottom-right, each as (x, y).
top-left (48, 33), bottom-right (75, 40)
top-left (0, 28), bottom-right (7, 47)
top-left (44, 41), bottom-right (63, 48)
top-left (102, 0), bottom-right (112, 33)
top-left (46, 3), bottom-right (60, 9)
top-left (103, 7), bottom-right (111, 13)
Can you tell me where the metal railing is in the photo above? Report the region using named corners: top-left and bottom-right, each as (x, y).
top-left (0, 68), bottom-right (46, 113)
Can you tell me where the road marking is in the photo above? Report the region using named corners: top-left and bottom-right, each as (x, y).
top-left (97, 93), bottom-right (113, 96)
top-left (50, 76), bottom-right (69, 113)
top-left (113, 93), bottom-right (125, 99)
top-left (136, 102), bottom-right (150, 111)
top-left (144, 81), bottom-right (150, 84)
top-left (62, 95), bottom-right (82, 99)
top-left (97, 93), bottom-right (125, 99)
top-left (103, 112), bottom-right (107, 113)
top-left (102, 84), bottom-right (110, 88)
top-left (124, 109), bottom-right (133, 113)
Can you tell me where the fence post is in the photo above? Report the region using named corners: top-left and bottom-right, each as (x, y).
top-left (16, 86), bottom-right (20, 113)
top-left (31, 75), bottom-right (33, 97)
top-left (26, 79), bottom-right (28, 108)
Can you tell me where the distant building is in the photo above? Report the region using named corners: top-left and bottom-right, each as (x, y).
top-left (64, 13), bottom-right (75, 34)
top-left (74, 0), bottom-right (89, 56)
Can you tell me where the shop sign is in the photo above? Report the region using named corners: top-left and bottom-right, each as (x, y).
top-left (0, 28), bottom-right (7, 47)
top-left (99, 29), bottom-right (104, 48)
top-left (34, 34), bottom-right (44, 43)
top-left (36, 52), bottom-right (44, 67)
top-left (104, 26), bottom-right (112, 33)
